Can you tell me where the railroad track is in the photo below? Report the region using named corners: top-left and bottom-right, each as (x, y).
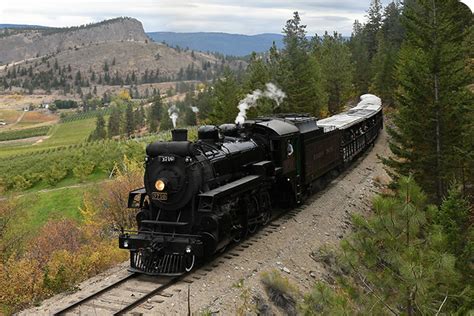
top-left (52, 216), bottom-right (292, 315)
top-left (53, 273), bottom-right (181, 315)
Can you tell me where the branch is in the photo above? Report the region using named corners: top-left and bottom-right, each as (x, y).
top-left (435, 293), bottom-right (448, 316)
top-left (343, 253), bottom-right (399, 316)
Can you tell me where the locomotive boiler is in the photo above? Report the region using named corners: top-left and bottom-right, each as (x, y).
top-left (119, 94), bottom-right (383, 275)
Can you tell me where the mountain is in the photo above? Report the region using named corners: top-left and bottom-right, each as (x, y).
top-left (0, 24), bottom-right (49, 29)
top-left (147, 32), bottom-right (284, 56)
top-left (0, 18), bottom-right (241, 97)
top-left (0, 18), bottom-right (149, 64)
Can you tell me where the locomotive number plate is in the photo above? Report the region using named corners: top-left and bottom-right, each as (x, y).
top-left (158, 155), bottom-right (175, 163)
top-left (152, 192), bottom-right (168, 201)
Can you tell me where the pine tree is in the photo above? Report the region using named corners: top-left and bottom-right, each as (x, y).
top-left (267, 41), bottom-right (281, 81)
top-left (349, 20), bottom-right (371, 95)
top-left (384, 0), bottom-right (473, 203)
top-left (124, 103), bottom-right (135, 136)
top-left (315, 32), bottom-right (354, 115)
top-left (365, 0), bottom-right (383, 60)
top-left (107, 106), bottom-right (121, 137)
top-left (148, 96), bottom-right (162, 132)
top-left (89, 113), bottom-right (107, 140)
top-left (209, 69), bottom-right (241, 124)
top-left (244, 53), bottom-right (270, 91)
top-left (136, 105), bottom-right (145, 129)
top-left (184, 105), bottom-right (197, 126)
top-left (436, 184), bottom-right (472, 261)
top-left (279, 12), bottom-right (326, 116)
top-left (159, 105), bottom-right (173, 131)
top-left (371, 1), bottom-right (404, 105)
top-left (242, 53), bottom-right (274, 117)
top-left (304, 177), bottom-right (471, 314)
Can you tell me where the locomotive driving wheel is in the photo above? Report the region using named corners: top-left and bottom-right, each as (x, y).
top-left (247, 195), bottom-right (259, 234)
top-left (260, 191), bottom-right (272, 225)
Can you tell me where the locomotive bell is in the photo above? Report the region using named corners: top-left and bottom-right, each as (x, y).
top-left (198, 125), bottom-right (219, 142)
top-left (171, 129), bottom-right (188, 141)
top-left (219, 123), bottom-right (239, 137)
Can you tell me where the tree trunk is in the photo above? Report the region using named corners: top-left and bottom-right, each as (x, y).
top-left (432, 0), bottom-right (442, 203)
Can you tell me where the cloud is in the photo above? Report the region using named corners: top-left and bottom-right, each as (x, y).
top-left (0, 0), bottom-right (395, 35)
top-left (460, 0), bottom-right (474, 10)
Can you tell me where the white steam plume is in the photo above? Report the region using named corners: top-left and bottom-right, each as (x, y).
top-left (168, 104), bottom-right (179, 128)
top-left (191, 106), bottom-right (199, 113)
top-left (235, 83), bottom-right (286, 125)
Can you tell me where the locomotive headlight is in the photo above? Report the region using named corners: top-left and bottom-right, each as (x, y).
top-left (123, 240), bottom-right (129, 248)
top-left (155, 179), bottom-right (166, 191)
top-left (185, 245), bottom-right (192, 253)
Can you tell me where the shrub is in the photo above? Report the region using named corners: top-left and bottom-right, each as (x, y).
top-left (95, 156), bottom-right (143, 230)
top-left (28, 220), bottom-right (83, 266)
top-left (43, 164), bottom-right (68, 186)
top-left (11, 175), bottom-right (32, 191)
top-left (261, 270), bottom-right (300, 315)
top-left (0, 256), bottom-right (43, 313)
top-left (72, 161), bottom-right (95, 182)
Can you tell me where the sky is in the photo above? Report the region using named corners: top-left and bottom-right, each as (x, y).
top-left (0, 0), bottom-right (473, 36)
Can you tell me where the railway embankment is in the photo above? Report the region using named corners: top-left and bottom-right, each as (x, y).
top-left (22, 129), bottom-right (390, 315)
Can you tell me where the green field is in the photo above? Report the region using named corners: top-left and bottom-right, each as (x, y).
top-left (0, 126), bottom-right (51, 141)
top-left (19, 186), bottom-right (87, 232)
top-left (0, 117), bottom-right (96, 157)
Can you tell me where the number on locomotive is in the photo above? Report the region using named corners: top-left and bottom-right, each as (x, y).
top-left (151, 192), bottom-right (168, 201)
top-left (158, 156), bottom-right (175, 163)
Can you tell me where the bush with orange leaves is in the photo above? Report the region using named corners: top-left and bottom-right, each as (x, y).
top-left (28, 219), bottom-right (83, 266)
top-left (0, 218), bottom-right (128, 313)
top-left (0, 256), bottom-right (43, 312)
top-left (90, 156), bottom-right (144, 231)
top-left (41, 240), bottom-right (127, 295)
top-left (0, 156), bottom-right (144, 313)
top-left (0, 200), bottom-right (20, 260)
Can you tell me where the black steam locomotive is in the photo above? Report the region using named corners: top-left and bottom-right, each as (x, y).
top-left (119, 95), bottom-right (383, 275)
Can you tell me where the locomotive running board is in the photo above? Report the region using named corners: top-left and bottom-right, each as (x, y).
top-left (198, 175), bottom-right (262, 212)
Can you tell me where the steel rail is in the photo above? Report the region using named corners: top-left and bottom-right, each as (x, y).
top-left (52, 272), bottom-right (137, 315)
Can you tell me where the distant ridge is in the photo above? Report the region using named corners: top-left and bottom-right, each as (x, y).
top-left (147, 32), bottom-right (285, 56)
top-left (0, 24), bottom-right (50, 29)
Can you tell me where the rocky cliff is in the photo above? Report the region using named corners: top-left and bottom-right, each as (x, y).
top-left (0, 17), bottom-right (149, 64)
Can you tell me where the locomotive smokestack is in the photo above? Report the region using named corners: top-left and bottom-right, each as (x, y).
top-left (172, 128), bottom-right (188, 141)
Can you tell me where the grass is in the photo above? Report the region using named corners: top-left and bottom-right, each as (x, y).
top-left (21, 111), bottom-right (56, 124)
top-left (7, 184), bottom-right (95, 243)
top-left (0, 109), bottom-right (22, 124)
top-left (0, 117), bottom-right (96, 157)
top-left (260, 270), bottom-right (300, 314)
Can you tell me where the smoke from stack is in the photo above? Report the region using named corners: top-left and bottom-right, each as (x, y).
top-left (168, 104), bottom-right (179, 128)
top-left (235, 83), bottom-right (286, 125)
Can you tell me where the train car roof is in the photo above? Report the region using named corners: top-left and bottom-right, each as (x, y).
top-left (317, 94), bottom-right (382, 131)
top-left (278, 115), bottom-right (320, 134)
top-left (248, 118), bottom-right (300, 136)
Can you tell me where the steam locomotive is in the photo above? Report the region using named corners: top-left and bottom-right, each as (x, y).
top-left (119, 94), bottom-right (383, 275)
